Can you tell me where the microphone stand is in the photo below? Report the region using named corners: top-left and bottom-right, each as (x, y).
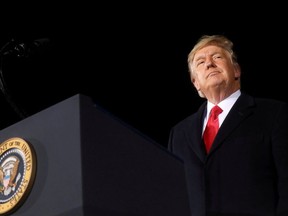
top-left (0, 39), bottom-right (27, 120)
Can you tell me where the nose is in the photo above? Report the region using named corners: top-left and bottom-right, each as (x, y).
top-left (206, 59), bottom-right (215, 68)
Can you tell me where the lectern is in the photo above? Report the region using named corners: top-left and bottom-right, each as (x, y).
top-left (0, 94), bottom-right (191, 216)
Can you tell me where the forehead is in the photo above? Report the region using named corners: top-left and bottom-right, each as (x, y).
top-left (194, 45), bottom-right (224, 59)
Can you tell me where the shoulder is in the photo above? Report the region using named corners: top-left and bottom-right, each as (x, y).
top-left (239, 92), bottom-right (287, 106)
top-left (239, 92), bottom-right (288, 117)
top-left (172, 102), bottom-right (207, 129)
top-left (253, 96), bottom-right (287, 109)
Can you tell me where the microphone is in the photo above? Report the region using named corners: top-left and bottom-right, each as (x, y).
top-left (2, 38), bottom-right (50, 57)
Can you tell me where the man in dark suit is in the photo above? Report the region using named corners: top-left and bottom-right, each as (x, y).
top-left (168, 35), bottom-right (288, 216)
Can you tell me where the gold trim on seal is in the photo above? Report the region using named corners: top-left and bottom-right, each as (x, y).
top-left (0, 137), bottom-right (37, 215)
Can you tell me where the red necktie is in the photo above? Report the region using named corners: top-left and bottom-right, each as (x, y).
top-left (203, 105), bottom-right (223, 153)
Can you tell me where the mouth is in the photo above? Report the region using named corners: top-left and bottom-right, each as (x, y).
top-left (207, 71), bottom-right (220, 78)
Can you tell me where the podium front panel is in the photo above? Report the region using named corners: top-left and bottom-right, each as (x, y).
top-left (0, 94), bottom-right (191, 216)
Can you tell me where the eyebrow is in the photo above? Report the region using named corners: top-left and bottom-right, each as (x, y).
top-left (194, 55), bottom-right (205, 62)
top-left (194, 51), bottom-right (222, 62)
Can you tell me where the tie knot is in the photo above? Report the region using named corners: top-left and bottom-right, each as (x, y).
top-left (210, 105), bottom-right (223, 120)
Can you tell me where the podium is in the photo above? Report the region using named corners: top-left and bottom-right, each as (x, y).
top-left (0, 94), bottom-right (191, 216)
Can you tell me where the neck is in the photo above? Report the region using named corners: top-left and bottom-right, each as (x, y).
top-left (205, 87), bottom-right (240, 105)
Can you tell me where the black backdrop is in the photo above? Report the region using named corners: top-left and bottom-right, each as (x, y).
top-left (0, 4), bottom-right (287, 147)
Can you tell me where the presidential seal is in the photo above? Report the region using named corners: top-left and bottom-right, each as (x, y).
top-left (0, 137), bottom-right (36, 215)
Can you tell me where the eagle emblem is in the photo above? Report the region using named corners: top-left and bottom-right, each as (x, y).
top-left (0, 156), bottom-right (21, 195)
top-left (0, 137), bottom-right (36, 215)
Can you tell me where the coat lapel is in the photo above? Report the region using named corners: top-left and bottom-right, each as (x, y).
top-left (183, 93), bottom-right (255, 161)
top-left (209, 93), bottom-right (255, 154)
top-left (186, 103), bottom-right (207, 162)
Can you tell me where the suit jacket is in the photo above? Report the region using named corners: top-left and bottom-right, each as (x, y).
top-left (168, 93), bottom-right (288, 216)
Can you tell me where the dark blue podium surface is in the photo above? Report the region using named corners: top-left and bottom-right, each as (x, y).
top-left (0, 94), bottom-right (191, 216)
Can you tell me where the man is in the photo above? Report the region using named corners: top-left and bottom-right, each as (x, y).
top-left (168, 34), bottom-right (288, 216)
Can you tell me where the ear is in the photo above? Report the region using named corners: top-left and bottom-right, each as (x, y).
top-left (234, 63), bottom-right (241, 80)
top-left (192, 77), bottom-right (201, 91)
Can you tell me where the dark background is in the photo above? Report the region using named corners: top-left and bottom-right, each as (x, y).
top-left (0, 4), bottom-right (287, 147)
